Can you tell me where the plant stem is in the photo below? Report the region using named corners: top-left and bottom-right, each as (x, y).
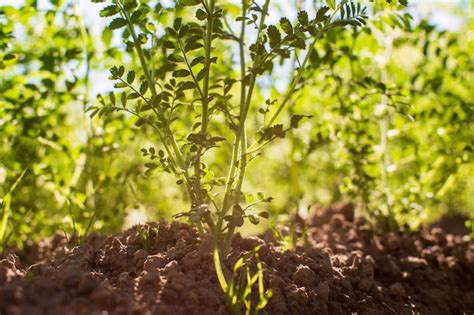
top-left (223, 0), bottom-right (248, 250)
top-left (201, 0), bottom-right (215, 139)
top-left (192, 0), bottom-right (216, 206)
top-left (218, 0), bottom-right (271, 237)
top-left (235, 0), bottom-right (248, 197)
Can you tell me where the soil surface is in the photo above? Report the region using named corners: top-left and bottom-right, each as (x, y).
top-left (1, 203), bottom-right (473, 315)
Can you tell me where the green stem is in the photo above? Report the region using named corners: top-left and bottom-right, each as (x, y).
top-left (218, 0), bottom-right (271, 235)
top-left (223, 0), bottom-right (249, 251)
top-left (201, 0), bottom-right (215, 137)
top-left (193, 0), bottom-right (216, 208)
top-left (235, 0), bottom-right (249, 196)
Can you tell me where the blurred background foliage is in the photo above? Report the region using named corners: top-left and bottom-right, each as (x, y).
top-left (0, 0), bottom-right (472, 250)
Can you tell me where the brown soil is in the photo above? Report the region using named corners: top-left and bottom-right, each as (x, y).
top-left (1, 203), bottom-right (473, 315)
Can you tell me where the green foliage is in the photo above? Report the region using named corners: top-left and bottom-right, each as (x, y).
top-left (88, 0), bottom-right (370, 253)
top-left (253, 2), bottom-right (473, 231)
top-left (214, 245), bottom-right (272, 315)
top-left (0, 0), bottom-right (472, 273)
top-left (0, 1), bottom-right (186, 249)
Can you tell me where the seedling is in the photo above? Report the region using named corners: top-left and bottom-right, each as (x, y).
top-left (270, 219), bottom-right (308, 251)
top-left (63, 199), bottom-right (97, 246)
top-left (214, 245), bottom-right (272, 315)
top-left (138, 224), bottom-right (160, 251)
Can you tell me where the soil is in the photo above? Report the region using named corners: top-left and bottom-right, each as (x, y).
top-left (1, 203), bottom-right (473, 315)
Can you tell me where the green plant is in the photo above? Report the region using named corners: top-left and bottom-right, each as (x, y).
top-left (87, 2), bottom-right (370, 311)
top-left (1, 1), bottom-right (178, 249)
top-left (89, 0), bottom-right (368, 251)
top-left (214, 245), bottom-right (272, 315)
top-left (138, 224), bottom-right (159, 251)
top-left (270, 219), bottom-right (308, 251)
top-left (262, 1), bottom-right (473, 231)
top-left (62, 198), bottom-right (97, 246)
top-left (0, 169), bottom-right (27, 250)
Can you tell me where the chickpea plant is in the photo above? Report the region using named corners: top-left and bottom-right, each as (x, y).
top-left (89, 0), bottom-right (367, 308)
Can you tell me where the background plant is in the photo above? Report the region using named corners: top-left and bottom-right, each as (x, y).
top-left (257, 0), bottom-right (473, 231)
top-left (0, 1), bottom-right (188, 249)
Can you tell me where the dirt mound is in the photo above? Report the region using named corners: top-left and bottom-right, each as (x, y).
top-left (1, 204), bottom-right (473, 315)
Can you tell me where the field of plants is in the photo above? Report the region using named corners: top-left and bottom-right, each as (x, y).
top-left (0, 0), bottom-right (473, 314)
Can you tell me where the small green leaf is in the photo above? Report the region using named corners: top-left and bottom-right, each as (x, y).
top-left (245, 194), bottom-right (254, 204)
top-left (179, 81), bottom-right (195, 91)
top-left (139, 81), bottom-right (149, 94)
top-left (258, 211), bottom-right (270, 219)
top-left (65, 80), bottom-right (76, 91)
top-left (128, 92), bottom-right (140, 99)
top-left (233, 257), bottom-right (245, 272)
top-left (376, 82), bottom-right (387, 92)
top-left (248, 214), bottom-right (260, 225)
top-left (130, 9), bottom-right (146, 23)
top-left (196, 8), bottom-right (207, 20)
top-left (173, 17), bottom-right (182, 30)
top-left (173, 69), bottom-right (190, 77)
top-left (99, 5), bottom-right (119, 17)
top-left (164, 40), bottom-right (176, 49)
top-left (3, 54), bottom-right (16, 61)
top-left (168, 54), bottom-right (184, 63)
top-left (233, 216), bottom-right (244, 227)
top-left (185, 41), bottom-right (203, 52)
top-left (135, 118), bottom-right (147, 127)
top-left (121, 92), bottom-right (127, 107)
top-left (196, 68), bottom-right (207, 81)
top-left (267, 25), bottom-right (281, 49)
top-left (297, 10), bottom-right (309, 26)
top-left (123, 0), bottom-right (138, 10)
top-left (279, 17), bottom-right (293, 35)
top-left (127, 70), bottom-right (135, 84)
top-left (291, 38), bottom-right (306, 49)
top-left (145, 162), bottom-right (157, 169)
top-left (114, 82), bottom-right (127, 88)
top-left (316, 6), bottom-right (330, 22)
top-left (290, 115), bottom-right (305, 128)
top-left (118, 66), bottom-right (125, 77)
top-left (109, 92), bottom-right (116, 105)
top-left (109, 18), bottom-right (127, 30)
top-left (190, 56), bottom-right (205, 67)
